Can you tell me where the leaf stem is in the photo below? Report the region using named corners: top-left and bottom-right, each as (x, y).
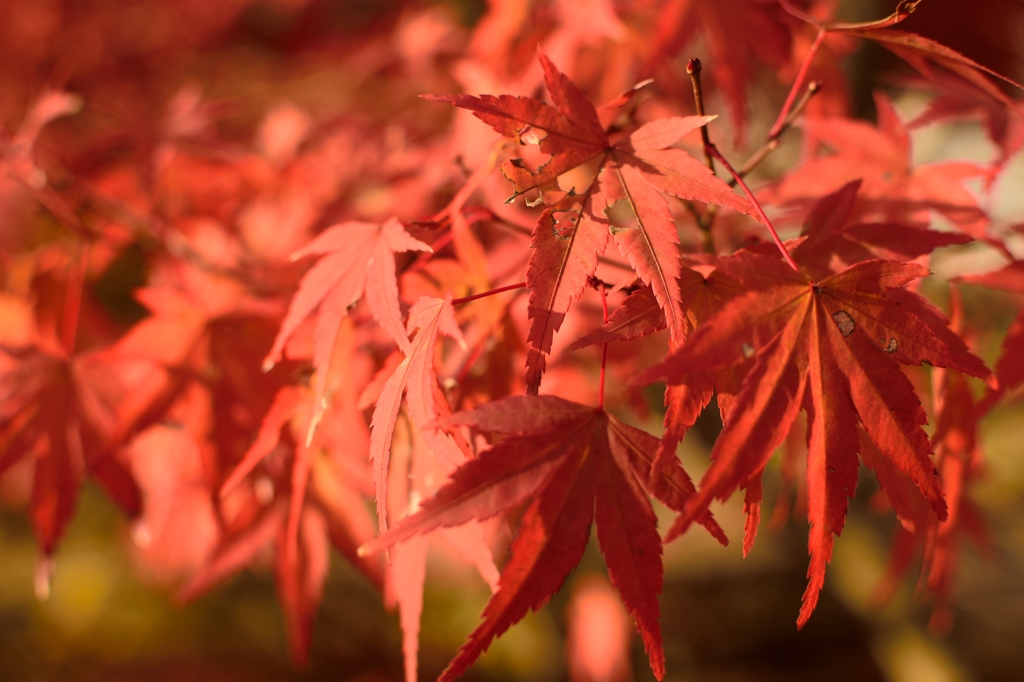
top-left (768, 28), bottom-right (826, 140)
top-left (705, 143), bottom-right (799, 272)
top-left (598, 282), bottom-right (609, 411)
top-left (684, 57), bottom-right (719, 250)
top-left (730, 80), bottom-right (821, 186)
top-left (451, 282), bottom-right (526, 305)
top-left (777, 0), bottom-right (820, 26)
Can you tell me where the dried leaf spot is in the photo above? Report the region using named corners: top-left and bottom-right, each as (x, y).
top-left (832, 310), bottom-right (855, 337)
top-left (521, 129), bottom-right (542, 145)
top-left (550, 212), bottom-right (578, 240)
top-left (742, 342), bottom-right (755, 358)
top-left (883, 338), bottom-right (898, 353)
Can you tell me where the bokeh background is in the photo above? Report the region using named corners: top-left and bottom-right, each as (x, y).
top-left (2, 1), bottom-right (1024, 681)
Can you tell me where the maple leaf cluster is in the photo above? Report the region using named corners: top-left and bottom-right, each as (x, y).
top-left (2, 0), bottom-right (1023, 680)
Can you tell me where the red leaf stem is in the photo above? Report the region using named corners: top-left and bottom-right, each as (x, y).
top-left (599, 282), bottom-right (609, 410)
top-left (768, 28), bottom-right (826, 140)
top-left (704, 144), bottom-right (799, 272)
top-left (451, 282), bottom-right (527, 305)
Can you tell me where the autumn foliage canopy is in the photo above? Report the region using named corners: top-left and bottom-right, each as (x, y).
top-left (2, 0), bottom-right (1024, 680)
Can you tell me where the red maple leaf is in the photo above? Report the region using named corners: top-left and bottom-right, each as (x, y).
top-left (790, 179), bottom-right (973, 280)
top-left (0, 343), bottom-right (141, 555)
top-left (644, 253), bottom-right (989, 626)
top-left (0, 294), bottom-right (140, 561)
top-left (427, 50), bottom-right (758, 393)
top-left (835, 20), bottom-right (1023, 109)
top-left (263, 217), bottom-right (432, 438)
top-left (334, 289), bottom-right (500, 682)
top-left (360, 394), bottom-right (726, 681)
top-left (568, 284), bottom-right (667, 349)
top-left (573, 263), bottom-right (746, 467)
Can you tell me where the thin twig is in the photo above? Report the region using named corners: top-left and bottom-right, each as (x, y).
top-left (768, 28), bottom-right (826, 140)
top-left (685, 57), bottom-right (718, 250)
top-left (451, 282), bottom-right (526, 305)
top-left (687, 58), bottom-right (715, 173)
top-left (730, 80), bottom-right (822, 186)
top-left (706, 143), bottom-right (799, 272)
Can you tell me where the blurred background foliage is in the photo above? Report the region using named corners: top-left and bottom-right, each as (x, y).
top-left (2, 0), bottom-right (1024, 681)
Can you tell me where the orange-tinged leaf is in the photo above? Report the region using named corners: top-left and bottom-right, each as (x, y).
top-left (368, 293), bottom-right (465, 533)
top-left (264, 217), bottom-right (431, 439)
top-left (608, 162), bottom-right (688, 344)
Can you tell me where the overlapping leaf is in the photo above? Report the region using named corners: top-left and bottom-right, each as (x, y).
top-left (427, 51), bottom-right (758, 393)
top-left (368, 293), bottom-right (466, 533)
top-left (0, 312), bottom-right (140, 559)
top-left (383, 403), bottom-right (499, 682)
top-left (643, 253), bottom-right (989, 626)
top-left (791, 179), bottom-right (973, 280)
top-left (180, 382), bottom-right (381, 666)
top-left (360, 395), bottom-right (726, 681)
top-left (573, 264), bottom-right (746, 467)
top-left (264, 217), bottom-right (431, 435)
